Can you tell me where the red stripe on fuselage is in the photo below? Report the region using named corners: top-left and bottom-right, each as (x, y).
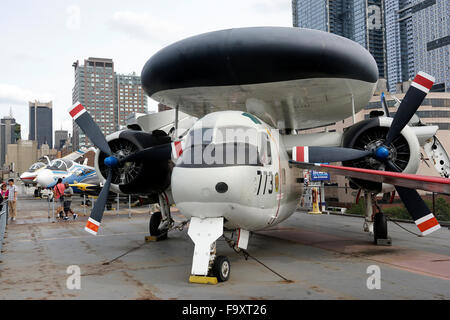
top-left (174, 141), bottom-right (183, 157)
top-left (295, 147), bottom-right (305, 162)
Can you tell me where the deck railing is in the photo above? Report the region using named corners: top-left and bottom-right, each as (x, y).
top-left (0, 201), bottom-right (8, 260)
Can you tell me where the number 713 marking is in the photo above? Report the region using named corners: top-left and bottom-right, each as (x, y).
top-left (256, 171), bottom-right (274, 195)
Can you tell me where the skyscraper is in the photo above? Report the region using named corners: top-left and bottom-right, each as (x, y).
top-left (114, 73), bottom-right (148, 130)
top-left (292, 0), bottom-right (387, 79)
top-left (54, 130), bottom-right (69, 150)
top-left (410, 0), bottom-right (449, 92)
top-left (72, 58), bottom-right (148, 148)
top-left (385, 0), bottom-right (449, 93)
top-left (72, 57), bottom-right (116, 148)
top-left (28, 101), bottom-right (53, 149)
top-left (0, 115), bottom-right (19, 167)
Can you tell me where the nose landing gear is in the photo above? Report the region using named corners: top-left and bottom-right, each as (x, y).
top-left (212, 255), bottom-right (230, 282)
top-left (187, 217), bottom-right (226, 284)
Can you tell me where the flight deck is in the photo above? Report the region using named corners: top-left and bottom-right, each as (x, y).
top-left (0, 196), bottom-right (449, 300)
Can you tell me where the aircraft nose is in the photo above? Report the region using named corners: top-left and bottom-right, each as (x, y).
top-left (36, 169), bottom-right (55, 188)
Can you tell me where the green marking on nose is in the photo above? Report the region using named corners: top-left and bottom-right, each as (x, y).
top-left (242, 112), bottom-right (261, 124)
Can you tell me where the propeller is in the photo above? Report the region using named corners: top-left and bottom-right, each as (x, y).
top-left (293, 72), bottom-right (435, 164)
top-left (69, 102), bottom-right (174, 235)
top-left (372, 72), bottom-right (438, 235)
top-left (293, 72), bottom-right (440, 235)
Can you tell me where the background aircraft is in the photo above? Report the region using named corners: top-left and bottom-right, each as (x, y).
top-left (33, 149), bottom-right (94, 188)
top-left (69, 27), bottom-right (450, 283)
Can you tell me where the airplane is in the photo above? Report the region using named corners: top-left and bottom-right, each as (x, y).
top-left (20, 149), bottom-right (90, 187)
top-left (34, 149), bottom-right (93, 188)
top-left (68, 27), bottom-right (450, 283)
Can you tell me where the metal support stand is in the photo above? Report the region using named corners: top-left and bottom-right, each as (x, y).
top-left (351, 94), bottom-right (356, 124)
top-left (52, 196), bottom-right (55, 223)
top-left (128, 195), bottom-right (131, 219)
top-left (83, 194), bottom-right (87, 216)
top-left (116, 193), bottom-right (120, 215)
top-left (174, 104), bottom-right (179, 138)
top-left (363, 191), bottom-right (374, 234)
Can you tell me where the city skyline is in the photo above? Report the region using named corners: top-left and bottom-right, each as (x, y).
top-left (0, 0), bottom-right (291, 141)
top-left (292, 0), bottom-right (449, 93)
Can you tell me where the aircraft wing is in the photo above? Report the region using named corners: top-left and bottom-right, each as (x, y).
top-left (289, 161), bottom-right (450, 195)
top-left (62, 148), bottom-right (93, 162)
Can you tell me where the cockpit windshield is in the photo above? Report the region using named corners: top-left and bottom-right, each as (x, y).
top-left (179, 142), bottom-right (261, 167)
top-left (48, 159), bottom-right (67, 171)
top-left (28, 162), bottom-right (45, 172)
top-left (179, 126), bottom-right (271, 168)
top-left (184, 126), bottom-right (259, 148)
top-left (62, 159), bottom-right (74, 168)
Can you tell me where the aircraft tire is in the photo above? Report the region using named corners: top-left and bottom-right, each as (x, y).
top-left (373, 212), bottom-right (388, 244)
top-left (212, 256), bottom-right (230, 282)
top-left (149, 211), bottom-right (168, 240)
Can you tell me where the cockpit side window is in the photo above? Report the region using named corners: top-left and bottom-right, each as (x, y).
top-left (259, 133), bottom-right (272, 166)
top-left (28, 162), bottom-right (45, 172)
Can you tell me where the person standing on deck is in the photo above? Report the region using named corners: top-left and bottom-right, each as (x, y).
top-left (7, 179), bottom-right (17, 221)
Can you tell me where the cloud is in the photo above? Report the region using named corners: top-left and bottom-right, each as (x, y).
top-left (109, 11), bottom-right (186, 44)
top-left (0, 83), bottom-right (54, 105)
top-left (250, 0), bottom-right (292, 13)
top-left (66, 5), bottom-right (81, 31)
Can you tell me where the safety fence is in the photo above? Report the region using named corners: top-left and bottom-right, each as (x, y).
top-left (0, 201), bottom-right (8, 260)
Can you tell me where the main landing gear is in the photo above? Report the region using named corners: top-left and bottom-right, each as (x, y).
top-left (148, 194), bottom-right (174, 241)
top-left (363, 191), bottom-right (391, 246)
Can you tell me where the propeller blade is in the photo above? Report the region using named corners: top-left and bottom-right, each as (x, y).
top-left (68, 102), bottom-right (112, 156)
top-left (120, 143), bottom-right (172, 163)
top-left (292, 146), bottom-right (371, 163)
top-left (395, 186), bottom-right (440, 236)
top-left (384, 72), bottom-right (434, 146)
top-left (84, 168), bottom-right (112, 235)
top-left (385, 160), bottom-right (441, 235)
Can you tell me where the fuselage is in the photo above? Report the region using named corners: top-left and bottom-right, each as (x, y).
top-left (171, 111), bottom-right (302, 231)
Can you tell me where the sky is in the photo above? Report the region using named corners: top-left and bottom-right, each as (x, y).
top-left (0, 0), bottom-right (292, 142)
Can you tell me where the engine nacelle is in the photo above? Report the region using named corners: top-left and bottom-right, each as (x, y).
top-left (342, 117), bottom-right (420, 193)
top-left (94, 129), bottom-right (172, 195)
